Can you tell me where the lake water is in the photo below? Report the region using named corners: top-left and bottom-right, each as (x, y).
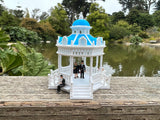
top-left (34, 43), bottom-right (160, 77)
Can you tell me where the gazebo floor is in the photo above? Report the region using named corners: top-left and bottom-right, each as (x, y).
top-left (72, 74), bottom-right (90, 86)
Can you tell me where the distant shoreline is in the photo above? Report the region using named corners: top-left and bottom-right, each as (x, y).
top-left (124, 42), bottom-right (160, 47)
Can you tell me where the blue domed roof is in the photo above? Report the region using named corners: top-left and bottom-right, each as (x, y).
top-left (72, 19), bottom-right (90, 26)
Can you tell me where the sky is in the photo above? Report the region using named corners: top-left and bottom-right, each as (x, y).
top-left (3, 0), bottom-right (122, 15)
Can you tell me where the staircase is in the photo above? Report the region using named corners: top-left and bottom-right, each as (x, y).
top-left (70, 84), bottom-right (93, 99)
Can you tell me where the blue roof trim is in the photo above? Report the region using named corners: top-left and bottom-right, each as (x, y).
top-left (72, 19), bottom-right (90, 26)
top-left (67, 34), bottom-right (76, 45)
top-left (59, 37), bottom-right (63, 44)
top-left (87, 35), bottom-right (97, 45)
top-left (58, 34), bottom-right (99, 46)
top-left (73, 34), bottom-right (91, 45)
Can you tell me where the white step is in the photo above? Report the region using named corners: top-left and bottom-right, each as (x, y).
top-left (70, 96), bottom-right (93, 100)
top-left (72, 90), bottom-right (91, 92)
top-left (72, 91), bottom-right (91, 95)
top-left (70, 83), bottom-right (93, 100)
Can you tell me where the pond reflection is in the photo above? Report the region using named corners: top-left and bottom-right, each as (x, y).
top-left (34, 43), bottom-right (160, 77)
top-left (105, 44), bottom-right (160, 76)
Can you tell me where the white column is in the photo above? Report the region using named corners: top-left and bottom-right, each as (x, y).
top-left (90, 57), bottom-right (93, 77)
top-left (100, 55), bottom-right (103, 69)
top-left (70, 56), bottom-right (73, 76)
top-left (96, 56), bottom-right (99, 68)
top-left (83, 57), bottom-right (86, 66)
top-left (60, 55), bottom-right (62, 68)
top-left (58, 54), bottom-right (62, 72)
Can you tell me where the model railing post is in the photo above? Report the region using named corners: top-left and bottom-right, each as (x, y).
top-left (96, 56), bottom-right (99, 68)
top-left (70, 56), bottom-right (73, 78)
top-left (70, 76), bottom-right (73, 98)
top-left (58, 54), bottom-right (62, 73)
top-left (90, 56), bottom-right (93, 96)
top-left (83, 57), bottom-right (86, 66)
top-left (100, 55), bottom-right (103, 70)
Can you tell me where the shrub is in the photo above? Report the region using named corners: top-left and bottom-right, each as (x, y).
top-left (138, 31), bottom-right (149, 38)
top-left (130, 35), bottom-right (142, 45)
top-left (109, 25), bottom-right (130, 40)
top-left (4, 26), bottom-right (41, 44)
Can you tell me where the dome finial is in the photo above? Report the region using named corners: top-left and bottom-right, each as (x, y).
top-left (79, 12), bottom-right (83, 19)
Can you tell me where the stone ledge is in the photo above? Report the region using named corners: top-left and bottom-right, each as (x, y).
top-left (0, 100), bottom-right (160, 107)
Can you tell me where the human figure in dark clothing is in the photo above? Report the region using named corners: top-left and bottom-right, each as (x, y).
top-left (79, 60), bottom-right (86, 79)
top-left (57, 75), bottom-right (65, 93)
top-left (73, 62), bottom-right (79, 78)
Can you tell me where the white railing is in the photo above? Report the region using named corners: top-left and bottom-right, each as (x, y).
top-left (92, 69), bottom-right (108, 84)
top-left (90, 77), bottom-right (93, 98)
top-left (70, 76), bottom-right (73, 98)
top-left (60, 66), bottom-right (70, 75)
top-left (48, 69), bottom-right (59, 89)
top-left (92, 73), bottom-right (103, 84)
top-left (86, 66), bottom-right (99, 75)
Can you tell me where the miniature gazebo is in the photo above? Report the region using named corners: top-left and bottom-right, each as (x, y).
top-left (48, 13), bottom-right (111, 99)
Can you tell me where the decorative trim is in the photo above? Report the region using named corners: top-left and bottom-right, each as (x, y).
top-left (79, 36), bottom-right (87, 46)
top-left (62, 36), bottom-right (68, 45)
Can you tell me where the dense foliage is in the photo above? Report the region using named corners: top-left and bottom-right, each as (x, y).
top-left (62, 0), bottom-right (91, 24)
top-left (48, 3), bottom-right (71, 36)
top-left (119, 0), bottom-right (156, 12)
top-left (87, 3), bottom-right (109, 40)
top-left (4, 26), bottom-right (41, 44)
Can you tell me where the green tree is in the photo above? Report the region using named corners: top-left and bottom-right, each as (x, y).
top-left (89, 2), bottom-right (105, 13)
top-left (126, 9), bottom-right (140, 24)
top-left (87, 3), bottom-right (109, 40)
top-left (153, 10), bottom-right (160, 26)
top-left (9, 6), bottom-right (24, 19)
top-left (39, 21), bottom-right (57, 42)
top-left (119, 0), bottom-right (156, 12)
top-left (0, 0), bottom-right (5, 16)
top-left (137, 13), bottom-right (154, 30)
top-left (126, 9), bottom-right (154, 30)
top-left (109, 20), bottom-right (131, 40)
top-left (62, 0), bottom-right (91, 24)
top-left (48, 3), bottom-right (71, 36)
top-left (0, 11), bottom-right (19, 27)
top-left (111, 11), bottom-right (125, 23)
top-left (109, 25), bottom-right (130, 40)
top-left (20, 18), bottom-right (57, 42)
top-left (129, 23), bottom-right (141, 35)
top-left (109, 20), bottom-right (141, 40)
top-left (20, 18), bottom-right (44, 39)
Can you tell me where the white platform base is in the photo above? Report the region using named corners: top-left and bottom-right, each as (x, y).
top-left (48, 70), bottom-right (111, 99)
